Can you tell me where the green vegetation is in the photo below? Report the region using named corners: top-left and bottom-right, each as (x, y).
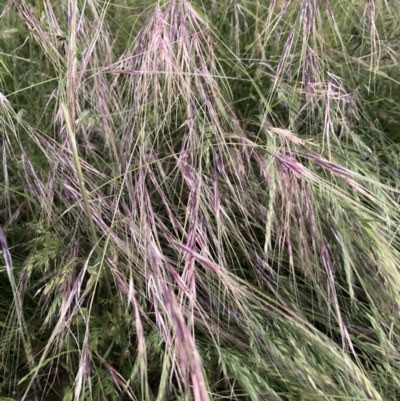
top-left (1, 0), bottom-right (400, 400)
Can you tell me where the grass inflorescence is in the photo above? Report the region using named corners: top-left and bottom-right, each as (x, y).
top-left (1, 0), bottom-right (400, 400)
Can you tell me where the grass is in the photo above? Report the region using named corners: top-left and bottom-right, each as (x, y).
top-left (1, 0), bottom-right (400, 400)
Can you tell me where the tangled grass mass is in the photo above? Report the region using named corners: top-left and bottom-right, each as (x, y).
top-left (1, 0), bottom-right (400, 400)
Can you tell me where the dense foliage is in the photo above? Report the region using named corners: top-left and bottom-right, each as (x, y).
top-left (1, 0), bottom-right (400, 400)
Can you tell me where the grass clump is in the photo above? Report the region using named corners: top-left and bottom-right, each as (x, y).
top-left (1, 0), bottom-right (400, 400)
